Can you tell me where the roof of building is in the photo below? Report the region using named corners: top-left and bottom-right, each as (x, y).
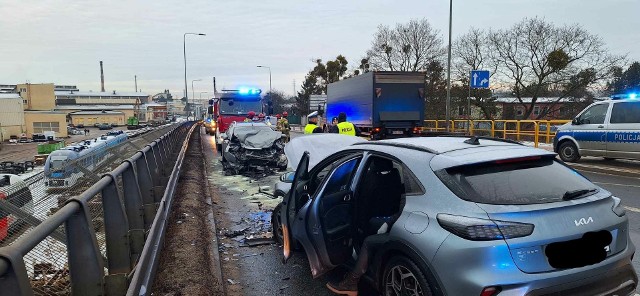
top-left (55, 105), bottom-right (136, 110)
top-left (0, 93), bottom-right (21, 99)
top-left (69, 110), bottom-right (125, 116)
top-left (54, 91), bottom-right (149, 97)
top-left (24, 110), bottom-right (66, 114)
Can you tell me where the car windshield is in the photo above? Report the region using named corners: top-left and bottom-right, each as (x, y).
top-left (220, 100), bottom-right (262, 115)
top-left (436, 158), bottom-right (598, 205)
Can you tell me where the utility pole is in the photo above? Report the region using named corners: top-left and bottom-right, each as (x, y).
top-left (135, 75), bottom-right (138, 92)
top-left (445, 0), bottom-right (453, 132)
top-left (183, 32), bottom-right (206, 120)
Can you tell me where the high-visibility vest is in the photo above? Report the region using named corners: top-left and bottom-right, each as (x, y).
top-left (337, 122), bottom-right (356, 136)
top-left (304, 123), bottom-right (318, 134)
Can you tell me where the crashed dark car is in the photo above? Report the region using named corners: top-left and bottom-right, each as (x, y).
top-left (221, 122), bottom-right (287, 174)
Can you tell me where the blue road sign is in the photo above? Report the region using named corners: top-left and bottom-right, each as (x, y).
top-left (470, 70), bottom-right (490, 89)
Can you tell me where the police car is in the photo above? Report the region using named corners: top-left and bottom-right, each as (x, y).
top-left (554, 93), bottom-right (640, 162)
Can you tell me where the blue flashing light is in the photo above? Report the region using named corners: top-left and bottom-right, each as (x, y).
top-left (612, 93), bottom-right (639, 100)
top-left (206, 118), bottom-right (212, 123)
top-left (237, 88), bottom-right (261, 95)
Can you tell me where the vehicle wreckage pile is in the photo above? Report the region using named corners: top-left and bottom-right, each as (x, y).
top-left (222, 123), bottom-right (288, 176)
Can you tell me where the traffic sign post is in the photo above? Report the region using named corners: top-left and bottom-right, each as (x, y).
top-left (470, 70), bottom-right (490, 89)
top-left (467, 70), bottom-right (490, 131)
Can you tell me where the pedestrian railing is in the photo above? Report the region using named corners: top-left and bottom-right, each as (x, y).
top-left (0, 122), bottom-right (197, 296)
top-left (422, 119), bottom-right (571, 147)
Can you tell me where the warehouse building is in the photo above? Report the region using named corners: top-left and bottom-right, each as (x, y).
top-left (0, 93), bottom-right (26, 141)
top-left (54, 90), bottom-right (149, 106)
top-left (68, 110), bottom-right (126, 127)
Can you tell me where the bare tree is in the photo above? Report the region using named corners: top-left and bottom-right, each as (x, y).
top-left (367, 19), bottom-right (445, 71)
top-left (488, 17), bottom-right (624, 119)
top-left (453, 28), bottom-right (498, 119)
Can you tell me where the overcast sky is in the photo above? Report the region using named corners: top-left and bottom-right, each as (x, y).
top-left (1, 0), bottom-right (638, 97)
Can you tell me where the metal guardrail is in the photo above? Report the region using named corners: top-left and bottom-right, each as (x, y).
top-left (423, 119), bottom-right (571, 147)
top-left (0, 122), bottom-right (197, 296)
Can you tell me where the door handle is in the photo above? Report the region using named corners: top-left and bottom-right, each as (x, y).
top-left (343, 194), bottom-right (351, 201)
top-left (597, 125), bottom-right (604, 129)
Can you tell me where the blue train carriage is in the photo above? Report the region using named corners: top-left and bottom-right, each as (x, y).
top-left (44, 131), bottom-right (128, 188)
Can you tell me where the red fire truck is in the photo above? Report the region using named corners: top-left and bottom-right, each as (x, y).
top-left (212, 88), bottom-right (263, 151)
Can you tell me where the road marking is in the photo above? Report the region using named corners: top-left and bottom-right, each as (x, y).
top-left (576, 169), bottom-right (639, 179)
top-left (593, 181), bottom-right (640, 188)
top-left (624, 206), bottom-right (640, 213)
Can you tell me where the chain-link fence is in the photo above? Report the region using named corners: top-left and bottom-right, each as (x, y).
top-left (0, 122), bottom-right (194, 295)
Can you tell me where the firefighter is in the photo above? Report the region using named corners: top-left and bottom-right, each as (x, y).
top-left (333, 112), bottom-right (359, 136)
top-left (304, 111), bottom-right (323, 134)
top-left (278, 112), bottom-right (291, 142)
top-left (257, 113), bottom-right (266, 122)
top-left (244, 111), bottom-right (256, 122)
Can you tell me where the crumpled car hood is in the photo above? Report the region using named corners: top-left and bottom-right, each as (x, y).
top-left (233, 128), bottom-right (283, 150)
top-left (284, 134), bottom-right (366, 170)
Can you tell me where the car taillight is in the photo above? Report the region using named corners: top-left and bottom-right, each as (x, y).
top-left (480, 286), bottom-right (501, 296)
top-left (494, 156), bottom-right (541, 164)
top-left (412, 127), bottom-right (421, 134)
top-left (372, 127), bottom-right (381, 133)
top-left (437, 214), bottom-right (534, 241)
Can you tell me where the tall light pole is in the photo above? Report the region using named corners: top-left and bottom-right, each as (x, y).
top-left (192, 79), bottom-right (201, 120)
top-left (183, 32), bottom-right (206, 120)
top-left (257, 65), bottom-right (272, 113)
top-left (445, 0), bottom-right (453, 132)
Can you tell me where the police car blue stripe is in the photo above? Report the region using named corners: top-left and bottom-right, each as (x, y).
top-left (607, 132), bottom-right (640, 143)
top-left (556, 131), bottom-right (640, 143)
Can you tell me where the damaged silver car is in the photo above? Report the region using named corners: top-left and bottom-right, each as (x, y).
top-left (220, 122), bottom-right (288, 174)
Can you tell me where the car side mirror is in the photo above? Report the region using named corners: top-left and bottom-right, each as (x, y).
top-left (280, 171), bottom-right (295, 183)
top-left (572, 118), bottom-right (581, 125)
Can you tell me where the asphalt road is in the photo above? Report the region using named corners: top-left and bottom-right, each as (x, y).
top-left (570, 161), bottom-right (640, 274)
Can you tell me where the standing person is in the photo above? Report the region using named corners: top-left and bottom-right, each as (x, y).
top-left (278, 112), bottom-right (291, 142)
top-left (304, 111), bottom-right (323, 134)
top-left (331, 112), bottom-right (359, 136)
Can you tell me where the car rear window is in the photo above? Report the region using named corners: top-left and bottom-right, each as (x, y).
top-left (435, 158), bottom-right (597, 205)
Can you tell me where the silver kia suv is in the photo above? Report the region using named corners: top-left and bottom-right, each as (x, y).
top-left (275, 135), bottom-right (637, 295)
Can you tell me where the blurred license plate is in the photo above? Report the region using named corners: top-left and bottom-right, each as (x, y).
top-left (392, 131), bottom-right (403, 135)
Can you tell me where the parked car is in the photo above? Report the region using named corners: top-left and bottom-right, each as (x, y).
top-left (76, 124), bottom-right (85, 128)
top-left (273, 134), bottom-right (637, 296)
top-left (555, 94), bottom-right (640, 162)
top-left (98, 124), bottom-right (112, 130)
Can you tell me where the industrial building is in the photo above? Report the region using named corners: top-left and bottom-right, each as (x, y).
top-left (0, 93), bottom-right (26, 141)
top-left (68, 110), bottom-right (126, 127)
top-left (0, 82), bottom-right (164, 140)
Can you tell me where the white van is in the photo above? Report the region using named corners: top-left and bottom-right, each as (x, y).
top-left (554, 95), bottom-right (640, 162)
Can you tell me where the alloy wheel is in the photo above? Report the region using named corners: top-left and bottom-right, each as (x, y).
top-left (385, 265), bottom-right (424, 296)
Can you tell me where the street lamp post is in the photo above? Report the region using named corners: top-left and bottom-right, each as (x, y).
top-left (183, 32), bottom-right (206, 120)
top-left (257, 65), bottom-right (272, 114)
top-left (192, 79), bottom-right (202, 120)
top-left (445, 0), bottom-right (453, 132)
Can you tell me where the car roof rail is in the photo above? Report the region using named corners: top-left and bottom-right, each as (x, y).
top-left (425, 134), bottom-right (524, 146)
top-left (352, 141), bottom-right (440, 154)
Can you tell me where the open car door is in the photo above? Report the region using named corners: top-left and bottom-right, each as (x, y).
top-left (280, 151), bottom-right (310, 263)
top-left (290, 155), bottom-right (363, 278)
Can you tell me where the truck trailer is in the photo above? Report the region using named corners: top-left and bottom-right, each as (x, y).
top-left (326, 71), bottom-right (426, 139)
